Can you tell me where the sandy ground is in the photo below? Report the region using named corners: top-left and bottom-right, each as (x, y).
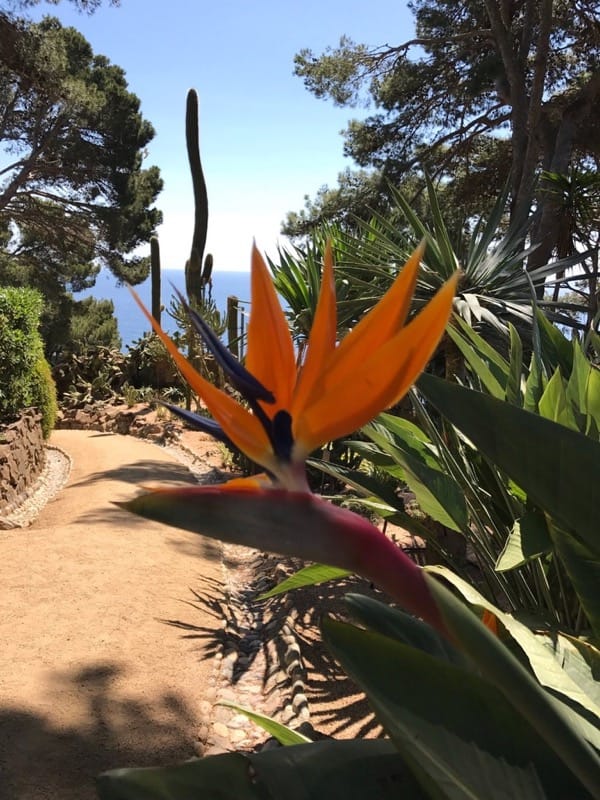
top-left (1, 430), bottom-right (225, 800)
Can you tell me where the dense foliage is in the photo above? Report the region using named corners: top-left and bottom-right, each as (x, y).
top-left (288, 0), bottom-right (600, 267)
top-left (0, 286), bottom-right (56, 436)
top-left (0, 10), bottom-right (162, 355)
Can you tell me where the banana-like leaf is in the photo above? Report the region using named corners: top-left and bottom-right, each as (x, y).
top-left (495, 511), bottom-right (552, 571)
top-left (536, 308), bottom-right (573, 376)
top-left (538, 368), bottom-right (579, 431)
top-left (447, 318), bottom-right (509, 398)
top-left (308, 456), bottom-right (401, 507)
top-left (506, 323), bottom-right (523, 405)
top-left (422, 575), bottom-right (600, 797)
top-left (566, 343), bottom-right (600, 438)
top-left (417, 373), bottom-right (600, 558)
top-left (345, 593), bottom-right (468, 669)
top-left (322, 617), bottom-right (585, 799)
top-left (364, 419), bottom-right (468, 533)
top-left (426, 567), bottom-right (600, 752)
top-left (217, 701), bottom-right (312, 745)
top-left (97, 740), bottom-right (426, 800)
top-left (258, 564), bottom-right (351, 600)
top-left (523, 352), bottom-right (546, 412)
top-left (548, 524), bottom-right (600, 642)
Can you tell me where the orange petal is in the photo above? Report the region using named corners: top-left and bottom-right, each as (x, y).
top-left (129, 287), bottom-right (275, 471)
top-left (294, 272), bottom-right (458, 456)
top-left (219, 474), bottom-right (273, 491)
top-left (245, 245), bottom-right (296, 414)
top-left (292, 241), bottom-right (337, 418)
top-left (325, 242), bottom-right (424, 388)
top-left (482, 609), bottom-right (499, 636)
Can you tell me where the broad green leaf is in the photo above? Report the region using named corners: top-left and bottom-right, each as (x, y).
top-left (548, 523), bottom-right (600, 643)
top-left (523, 352), bottom-right (546, 412)
top-left (588, 331), bottom-right (600, 360)
top-left (376, 411), bottom-right (433, 444)
top-left (566, 343), bottom-right (600, 437)
top-left (97, 752), bottom-right (257, 800)
top-left (495, 512), bottom-right (552, 571)
top-left (98, 740), bottom-right (426, 800)
top-left (308, 456), bottom-right (401, 508)
top-left (417, 373), bottom-right (600, 559)
top-left (447, 320), bottom-right (508, 398)
top-left (583, 365), bottom-right (600, 438)
top-left (538, 368), bottom-right (578, 430)
top-left (540, 635), bottom-right (600, 711)
top-left (537, 308), bottom-right (573, 376)
top-left (566, 342), bottom-right (589, 415)
top-left (364, 421), bottom-right (468, 533)
top-left (322, 617), bottom-right (583, 799)
top-left (345, 593), bottom-right (468, 669)
top-left (558, 635), bottom-right (600, 705)
top-left (506, 323), bottom-right (523, 406)
top-left (217, 701), bottom-right (312, 745)
top-left (426, 566), bottom-right (600, 751)
top-left (364, 420), bottom-right (440, 471)
top-left (422, 574), bottom-right (600, 797)
top-left (258, 564), bottom-right (351, 600)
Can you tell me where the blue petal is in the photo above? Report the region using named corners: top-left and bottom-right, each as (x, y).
top-left (173, 287), bottom-right (275, 404)
top-left (161, 402), bottom-right (233, 447)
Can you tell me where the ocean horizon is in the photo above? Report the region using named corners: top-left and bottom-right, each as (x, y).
top-left (79, 268), bottom-right (251, 350)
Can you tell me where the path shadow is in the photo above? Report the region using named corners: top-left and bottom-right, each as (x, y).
top-left (67, 457), bottom-right (226, 562)
top-left (70, 458), bottom-right (199, 488)
top-left (0, 662), bottom-right (199, 800)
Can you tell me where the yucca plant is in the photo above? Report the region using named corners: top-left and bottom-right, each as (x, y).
top-left (270, 178), bottom-right (592, 352)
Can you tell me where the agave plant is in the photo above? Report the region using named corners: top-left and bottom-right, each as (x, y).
top-left (270, 178), bottom-right (592, 349)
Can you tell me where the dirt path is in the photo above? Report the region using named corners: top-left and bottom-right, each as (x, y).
top-left (1, 430), bottom-right (225, 800)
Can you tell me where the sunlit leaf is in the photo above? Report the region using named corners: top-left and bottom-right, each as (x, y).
top-left (322, 617), bottom-right (583, 799)
top-left (417, 374), bottom-right (600, 558)
top-left (217, 701), bottom-right (312, 745)
top-left (495, 512), bottom-right (552, 571)
top-left (345, 593), bottom-right (467, 669)
top-left (426, 566), bottom-right (600, 750)
top-left (258, 564), bottom-right (351, 600)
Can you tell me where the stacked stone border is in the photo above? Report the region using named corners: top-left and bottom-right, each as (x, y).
top-left (0, 409), bottom-right (46, 515)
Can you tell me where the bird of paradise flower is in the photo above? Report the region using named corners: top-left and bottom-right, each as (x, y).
top-left (124, 241), bottom-right (457, 632)
top-left (120, 244), bottom-right (600, 796)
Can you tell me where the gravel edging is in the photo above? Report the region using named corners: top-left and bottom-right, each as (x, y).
top-left (156, 439), bottom-right (310, 754)
top-left (0, 445), bottom-right (72, 530)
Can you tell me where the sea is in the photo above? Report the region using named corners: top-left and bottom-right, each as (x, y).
top-left (79, 268), bottom-right (251, 350)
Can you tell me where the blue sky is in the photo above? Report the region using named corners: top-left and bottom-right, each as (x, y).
top-left (29, 0), bottom-right (414, 270)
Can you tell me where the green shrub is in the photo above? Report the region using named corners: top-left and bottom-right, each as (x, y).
top-left (0, 287), bottom-right (44, 421)
top-left (69, 296), bottom-right (121, 354)
top-left (31, 357), bottom-right (58, 438)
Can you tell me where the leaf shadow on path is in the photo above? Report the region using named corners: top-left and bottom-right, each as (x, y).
top-left (0, 662), bottom-right (200, 800)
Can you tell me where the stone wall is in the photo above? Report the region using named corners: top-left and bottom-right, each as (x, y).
top-left (0, 409), bottom-right (46, 514)
top-left (57, 402), bottom-right (180, 442)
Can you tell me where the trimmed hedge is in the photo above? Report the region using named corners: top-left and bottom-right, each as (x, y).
top-left (0, 286), bottom-right (57, 438)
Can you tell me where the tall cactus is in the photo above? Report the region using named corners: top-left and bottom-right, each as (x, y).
top-left (184, 88), bottom-right (212, 304)
top-left (150, 235), bottom-right (161, 325)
